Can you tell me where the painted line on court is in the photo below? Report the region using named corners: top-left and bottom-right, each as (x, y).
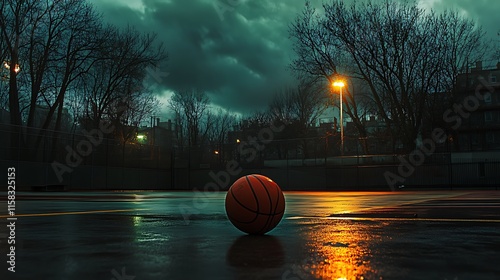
top-left (0, 208), bottom-right (147, 218)
top-left (287, 216), bottom-right (500, 223)
top-left (335, 193), bottom-right (468, 216)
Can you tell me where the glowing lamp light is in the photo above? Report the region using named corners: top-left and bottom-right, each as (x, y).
top-left (137, 134), bottom-right (146, 140)
top-left (3, 61), bottom-right (21, 73)
top-left (332, 81), bottom-right (345, 88)
top-left (331, 79), bottom-right (346, 156)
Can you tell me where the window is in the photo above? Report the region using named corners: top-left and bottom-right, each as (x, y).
top-left (485, 111), bottom-right (493, 122)
top-left (491, 75), bottom-right (497, 83)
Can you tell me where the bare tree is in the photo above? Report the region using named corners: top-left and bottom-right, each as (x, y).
top-left (0, 0), bottom-right (37, 127)
top-left (270, 79), bottom-right (328, 131)
top-left (290, 0), bottom-right (486, 152)
top-left (268, 78), bottom-right (330, 155)
top-left (0, 0), bottom-right (39, 158)
top-left (1, 0), bottom-right (106, 159)
top-left (1, 0), bottom-right (167, 161)
top-left (240, 110), bottom-right (272, 131)
top-left (0, 22), bottom-right (9, 109)
top-left (107, 79), bottom-right (160, 144)
top-left (168, 89), bottom-right (212, 147)
top-left (207, 108), bottom-right (237, 155)
top-left (28, 0), bottom-right (105, 158)
top-left (269, 88), bottom-right (295, 125)
top-left (80, 25), bottom-right (166, 134)
top-left (289, 3), bottom-right (371, 153)
top-left (294, 79), bottom-right (329, 135)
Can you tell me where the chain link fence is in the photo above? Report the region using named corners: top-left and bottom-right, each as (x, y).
top-left (0, 124), bottom-right (498, 190)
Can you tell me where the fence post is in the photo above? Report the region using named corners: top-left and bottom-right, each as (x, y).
top-left (448, 152), bottom-right (453, 190)
top-left (105, 138), bottom-right (108, 190)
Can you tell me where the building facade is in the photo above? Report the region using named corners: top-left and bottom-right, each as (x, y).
top-left (454, 61), bottom-right (500, 151)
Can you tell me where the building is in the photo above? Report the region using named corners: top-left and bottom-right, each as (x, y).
top-left (137, 119), bottom-right (176, 148)
top-left (454, 61), bottom-right (500, 151)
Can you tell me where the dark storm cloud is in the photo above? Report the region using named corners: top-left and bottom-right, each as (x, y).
top-left (89, 0), bottom-right (306, 115)
top-left (420, 1), bottom-right (500, 44)
top-left (89, 0), bottom-right (499, 115)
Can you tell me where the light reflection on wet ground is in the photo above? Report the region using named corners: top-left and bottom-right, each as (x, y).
top-left (0, 191), bottom-right (499, 279)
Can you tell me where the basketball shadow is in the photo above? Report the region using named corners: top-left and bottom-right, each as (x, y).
top-left (226, 235), bottom-right (285, 268)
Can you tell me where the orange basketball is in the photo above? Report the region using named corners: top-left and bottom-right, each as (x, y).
top-left (225, 174), bottom-right (285, 235)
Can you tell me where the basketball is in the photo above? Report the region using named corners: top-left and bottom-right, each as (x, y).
top-left (225, 174), bottom-right (285, 235)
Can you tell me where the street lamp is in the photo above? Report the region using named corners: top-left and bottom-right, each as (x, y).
top-left (2, 60), bottom-right (21, 80)
top-left (332, 81), bottom-right (345, 156)
top-left (3, 60), bottom-right (21, 73)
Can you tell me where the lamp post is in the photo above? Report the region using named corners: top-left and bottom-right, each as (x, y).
top-left (2, 60), bottom-right (21, 80)
top-left (332, 81), bottom-right (345, 156)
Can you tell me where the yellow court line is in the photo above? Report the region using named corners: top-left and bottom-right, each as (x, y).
top-left (287, 216), bottom-right (500, 223)
top-left (0, 208), bottom-right (147, 218)
top-left (327, 216), bottom-right (500, 223)
top-left (337, 192), bottom-right (471, 215)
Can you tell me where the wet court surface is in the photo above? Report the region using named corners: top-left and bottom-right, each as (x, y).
top-left (1, 191), bottom-right (500, 279)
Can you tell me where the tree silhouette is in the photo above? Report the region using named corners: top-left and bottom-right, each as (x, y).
top-left (290, 0), bottom-right (486, 152)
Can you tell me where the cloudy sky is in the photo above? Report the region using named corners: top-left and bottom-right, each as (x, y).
top-left (88, 0), bottom-right (500, 119)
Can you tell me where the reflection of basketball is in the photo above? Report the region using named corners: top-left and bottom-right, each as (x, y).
top-left (225, 174), bottom-right (285, 235)
top-left (226, 235), bottom-right (285, 268)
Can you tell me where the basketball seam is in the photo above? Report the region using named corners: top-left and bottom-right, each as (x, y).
top-left (246, 175), bottom-right (260, 214)
top-left (228, 187), bottom-right (259, 224)
top-left (270, 181), bottom-right (282, 234)
top-left (227, 175), bottom-right (284, 234)
top-left (233, 210), bottom-right (284, 216)
top-left (247, 175), bottom-right (264, 234)
top-left (252, 175), bottom-right (275, 234)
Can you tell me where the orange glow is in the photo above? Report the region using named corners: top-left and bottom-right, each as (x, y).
top-left (332, 81), bottom-right (345, 88)
top-left (293, 221), bottom-right (377, 280)
top-left (3, 61), bottom-right (20, 73)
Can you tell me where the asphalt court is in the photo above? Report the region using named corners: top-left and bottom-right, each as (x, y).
top-left (1, 190), bottom-right (499, 279)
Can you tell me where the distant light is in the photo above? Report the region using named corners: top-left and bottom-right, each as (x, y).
top-left (137, 134), bottom-right (146, 140)
top-left (236, 139), bottom-right (241, 143)
top-left (3, 61), bottom-right (20, 73)
top-left (333, 81), bottom-right (345, 88)
top-left (214, 150), bottom-right (219, 155)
